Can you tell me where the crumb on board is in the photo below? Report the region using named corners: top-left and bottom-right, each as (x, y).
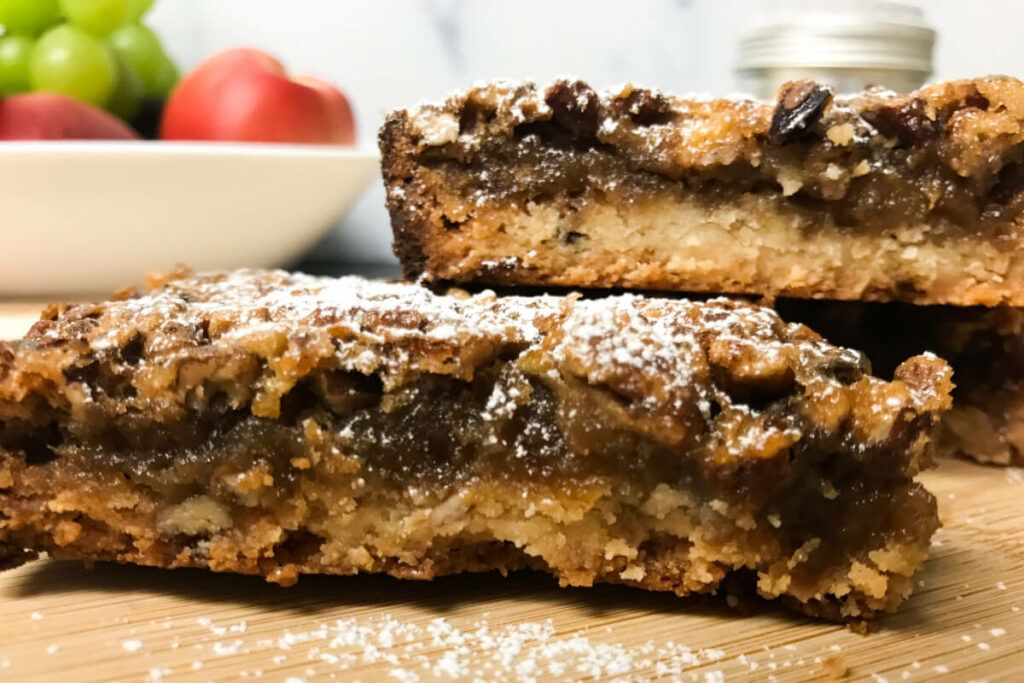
top-left (820, 655), bottom-right (848, 679)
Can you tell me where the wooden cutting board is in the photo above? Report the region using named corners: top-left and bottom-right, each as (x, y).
top-left (1, 305), bottom-right (1023, 682)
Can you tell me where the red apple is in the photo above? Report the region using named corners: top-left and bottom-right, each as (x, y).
top-left (161, 48), bottom-right (356, 145)
top-left (0, 92), bottom-right (139, 140)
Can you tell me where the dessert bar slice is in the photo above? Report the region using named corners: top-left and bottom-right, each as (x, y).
top-left (382, 76), bottom-right (1024, 305)
top-left (777, 300), bottom-right (1024, 466)
top-left (0, 270), bottom-right (951, 620)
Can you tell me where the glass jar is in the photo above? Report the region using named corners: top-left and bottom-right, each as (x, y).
top-left (736, 0), bottom-right (935, 99)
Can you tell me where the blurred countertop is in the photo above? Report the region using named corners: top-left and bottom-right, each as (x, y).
top-left (0, 302), bottom-right (48, 340)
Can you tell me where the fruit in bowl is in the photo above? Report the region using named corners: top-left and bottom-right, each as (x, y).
top-left (0, 0), bottom-right (62, 35)
top-left (0, 1), bottom-right (356, 145)
top-left (30, 24), bottom-right (120, 107)
top-left (161, 48), bottom-right (356, 145)
top-left (0, 92), bottom-right (138, 139)
top-left (0, 0), bottom-right (177, 137)
top-left (107, 22), bottom-right (178, 100)
top-left (0, 34), bottom-right (34, 95)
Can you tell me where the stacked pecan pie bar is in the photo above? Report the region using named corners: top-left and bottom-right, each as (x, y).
top-left (0, 271), bottom-right (950, 620)
top-left (382, 76), bottom-right (1024, 305)
top-left (10, 75), bottom-right (1022, 622)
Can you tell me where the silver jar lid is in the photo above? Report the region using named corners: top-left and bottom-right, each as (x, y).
top-left (737, 1), bottom-right (935, 78)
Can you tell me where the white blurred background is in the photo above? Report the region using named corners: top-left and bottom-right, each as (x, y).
top-left (149, 0), bottom-right (1024, 266)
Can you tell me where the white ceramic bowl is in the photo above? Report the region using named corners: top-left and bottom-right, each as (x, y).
top-left (0, 142), bottom-right (379, 295)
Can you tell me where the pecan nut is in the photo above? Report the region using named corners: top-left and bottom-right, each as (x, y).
top-left (770, 81), bottom-right (834, 145)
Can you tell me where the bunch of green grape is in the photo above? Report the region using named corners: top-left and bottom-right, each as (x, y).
top-left (0, 0), bottom-right (178, 119)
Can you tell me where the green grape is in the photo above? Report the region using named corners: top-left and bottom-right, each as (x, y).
top-left (151, 52), bottom-right (178, 97)
top-left (0, 0), bottom-right (62, 35)
top-left (30, 24), bottom-right (118, 107)
top-left (0, 34), bottom-right (34, 95)
top-left (107, 23), bottom-right (174, 98)
top-left (59, 0), bottom-right (129, 37)
top-left (106, 52), bottom-right (143, 121)
top-left (124, 0), bottom-right (153, 22)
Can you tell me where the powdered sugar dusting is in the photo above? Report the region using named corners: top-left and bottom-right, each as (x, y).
top-left (72, 270), bottom-right (566, 388)
top-left (28, 269), bottom-right (939, 464)
top-left (554, 294), bottom-right (704, 412)
top-left (61, 270), bottom-right (841, 401)
top-left (136, 270), bottom-right (557, 346)
top-left (146, 614), bottom-right (731, 681)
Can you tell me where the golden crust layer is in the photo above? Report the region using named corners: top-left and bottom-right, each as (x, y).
top-left (0, 270), bottom-right (951, 620)
top-left (382, 76), bottom-right (1024, 305)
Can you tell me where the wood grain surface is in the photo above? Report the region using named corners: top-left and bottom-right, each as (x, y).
top-left (0, 304), bottom-right (1022, 682)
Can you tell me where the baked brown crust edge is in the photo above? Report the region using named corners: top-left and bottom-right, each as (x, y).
top-left (380, 112), bottom-right (430, 279)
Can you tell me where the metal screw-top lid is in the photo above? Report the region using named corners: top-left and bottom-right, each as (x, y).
top-left (737, 1), bottom-right (935, 78)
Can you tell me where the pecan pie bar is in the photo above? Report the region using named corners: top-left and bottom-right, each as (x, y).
top-left (777, 300), bottom-right (1024, 466)
top-left (382, 76), bottom-right (1024, 305)
top-left (0, 270), bottom-right (951, 620)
